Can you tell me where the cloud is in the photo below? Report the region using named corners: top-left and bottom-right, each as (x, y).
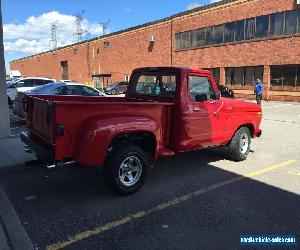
top-left (3, 11), bottom-right (104, 55)
top-left (186, 3), bottom-right (202, 10)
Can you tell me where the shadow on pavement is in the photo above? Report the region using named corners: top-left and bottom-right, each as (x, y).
top-left (0, 148), bottom-right (299, 249)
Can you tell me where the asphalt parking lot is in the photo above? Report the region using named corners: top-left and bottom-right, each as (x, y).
top-left (1, 101), bottom-right (300, 249)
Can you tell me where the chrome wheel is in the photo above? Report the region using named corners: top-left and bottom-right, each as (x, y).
top-left (119, 156), bottom-right (142, 187)
top-left (240, 132), bottom-right (249, 154)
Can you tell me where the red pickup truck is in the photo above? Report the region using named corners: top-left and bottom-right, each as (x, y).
top-left (21, 67), bottom-right (262, 194)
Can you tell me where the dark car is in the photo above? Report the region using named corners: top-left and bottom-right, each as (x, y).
top-left (105, 81), bottom-right (129, 95)
top-left (218, 85), bottom-right (234, 98)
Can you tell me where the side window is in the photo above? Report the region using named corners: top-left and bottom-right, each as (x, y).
top-left (31, 79), bottom-right (42, 87)
top-left (79, 86), bottom-right (99, 96)
top-left (54, 86), bottom-right (67, 95)
top-left (14, 81), bottom-right (25, 88)
top-left (44, 80), bottom-right (54, 84)
top-left (23, 79), bottom-right (32, 87)
top-left (189, 76), bottom-right (214, 101)
top-left (65, 86), bottom-right (79, 95)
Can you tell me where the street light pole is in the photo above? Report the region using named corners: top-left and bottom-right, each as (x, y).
top-left (0, 0), bottom-right (10, 138)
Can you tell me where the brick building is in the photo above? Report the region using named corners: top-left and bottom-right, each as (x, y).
top-left (10, 0), bottom-right (300, 101)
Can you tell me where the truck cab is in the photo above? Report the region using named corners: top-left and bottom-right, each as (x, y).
top-left (21, 67), bottom-right (262, 194)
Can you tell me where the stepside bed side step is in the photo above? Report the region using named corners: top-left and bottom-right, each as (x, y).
top-left (159, 147), bottom-right (175, 157)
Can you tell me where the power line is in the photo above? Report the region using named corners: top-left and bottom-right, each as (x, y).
top-left (99, 19), bottom-right (110, 35)
top-left (49, 21), bottom-right (58, 50)
top-left (74, 10), bottom-right (87, 42)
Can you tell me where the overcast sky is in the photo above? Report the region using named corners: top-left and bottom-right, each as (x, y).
top-left (3, 0), bottom-right (220, 71)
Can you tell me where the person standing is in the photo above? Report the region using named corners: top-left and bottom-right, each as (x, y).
top-left (254, 79), bottom-right (263, 105)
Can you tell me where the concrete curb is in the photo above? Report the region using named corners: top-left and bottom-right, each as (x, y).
top-left (0, 186), bottom-right (34, 250)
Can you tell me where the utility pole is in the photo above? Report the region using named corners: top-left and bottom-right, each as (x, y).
top-left (0, 0), bottom-right (10, 138)
top-left (49, 21), bottom-right (58, 50)
top-left (74, 10), bottom-right (86, 42)
top-left (100, 20), bottom-right (110, 35)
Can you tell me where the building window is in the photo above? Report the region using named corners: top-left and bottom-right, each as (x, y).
top-left (175, 33), bottom-right (182, 50)
top-left (204, 68), bottom-right (220, 85)
top-left (245, 18), bottom-right (256, 40)
top-left (104, 41), bottom-right (110, 48)
top-left (269, 12), bottom-right (284, 37)
top-left (190, 30), bottom-right (198, 48)
top-left (174, 9), bottom-right (300, 51)
top-left (181, 32), bottom-right (190, 49)
top-left (225, 66), bottom-right (263, 86)
top-left (125, 75), bottom-right (130, 82)
top-left (271, 65), bottom-right (300, 87)
top-left (235, 20), bottom-right (245, 41)
top-left (285, 10), bottom-right (298, 35)
top-left (214, 25), bottom-right (224, 44)
top-left (198, 29), bottom-right (206, 46)
top-left (256, 15), bottom-right (269, 38)
top-left (224, 22), bottom-right (235, 43)
top-left (205, 27), bottom-right (214, 45)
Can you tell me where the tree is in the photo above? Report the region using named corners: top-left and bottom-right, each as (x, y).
top-left (0, 0), bottom-right (10, 138)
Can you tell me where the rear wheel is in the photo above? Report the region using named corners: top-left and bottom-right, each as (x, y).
top-left (7, 96), bottom-right (12, 105)
top-left (228, 127), bottom-right (251, 161)
top-left (103, 143), bottom-right (149, 194)
top-left (111, 89), bottom-right (117, 95)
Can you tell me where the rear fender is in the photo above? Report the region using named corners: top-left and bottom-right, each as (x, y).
top-left (73, 115), bottom-right (160, 166)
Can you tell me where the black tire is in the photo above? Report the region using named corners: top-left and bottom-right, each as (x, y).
top-left (8, 96), bottom-right (12, 105)
top-left (228, 127), bottom-right (251, 162)
top-left (103, 143), bottom-right (149, 194)
top-left (111, 89), bottom-right (117, 95)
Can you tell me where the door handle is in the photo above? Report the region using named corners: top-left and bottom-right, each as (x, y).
top-left (226, 107), bottom-right (233, 111)
top-left (193, 107), bottom-right (200, 112)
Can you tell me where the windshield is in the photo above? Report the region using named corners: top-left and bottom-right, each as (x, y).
top-left (129, 71), bottom-right (177, 99)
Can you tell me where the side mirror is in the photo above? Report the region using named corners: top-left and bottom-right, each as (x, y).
top-left (195, 94), bottom-right (208, 102)
top-left (211, 91), bottom-right (221, 100)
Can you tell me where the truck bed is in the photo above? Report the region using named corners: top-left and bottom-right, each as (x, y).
top-left (25, 95), bottom-right (174, 165)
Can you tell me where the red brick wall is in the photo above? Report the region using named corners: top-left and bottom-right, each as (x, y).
top-left (10, 0), bottom-right (300, 101)
top-left (88, 22), bottom-right (172, 83)
top-left (11, 45), bottom-right (90, 82)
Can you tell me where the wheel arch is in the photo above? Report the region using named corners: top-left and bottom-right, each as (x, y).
top-left (109, 131), bottom-right (157, 159)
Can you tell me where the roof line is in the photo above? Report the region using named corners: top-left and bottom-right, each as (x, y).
top-left (10, 0), bottom-right (237, 63)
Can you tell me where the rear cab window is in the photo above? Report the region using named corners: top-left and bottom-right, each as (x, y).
top-left (129, 70), bottom-right (177, 99)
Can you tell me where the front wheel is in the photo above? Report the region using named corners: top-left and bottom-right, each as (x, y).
top-left (103, 143), bottom-right (149, 194)
top-left (228, 127), bottom-right (251, 161)
top-left (111, 89), bottom-right (117, 95)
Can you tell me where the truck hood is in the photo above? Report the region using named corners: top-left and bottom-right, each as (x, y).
top-left (223, 98), bottom-right (262, 112)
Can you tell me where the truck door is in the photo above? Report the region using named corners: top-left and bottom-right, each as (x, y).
top-left (184, 74), bottom-right (227, 148)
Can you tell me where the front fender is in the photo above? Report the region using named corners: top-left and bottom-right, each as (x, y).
top-left (73, 115), bottom-right (160, 166)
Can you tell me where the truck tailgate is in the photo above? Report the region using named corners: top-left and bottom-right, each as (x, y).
top-left (26, 96), bottom-right (55, 145)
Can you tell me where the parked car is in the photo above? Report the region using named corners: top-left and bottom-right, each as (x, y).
top-left (7, 77), bottom-right (56, 104)
top-left (13, 82), bottom-right (106, 118)
top-left (218, 85), bottom-right (235, 98)
top-left (21, 67), bottom-right (262, 195)
top-left (105, 81), bottom-right (129, 95)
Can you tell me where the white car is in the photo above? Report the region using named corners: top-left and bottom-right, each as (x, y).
top-left (7, 77), bottom-right (56, 104)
